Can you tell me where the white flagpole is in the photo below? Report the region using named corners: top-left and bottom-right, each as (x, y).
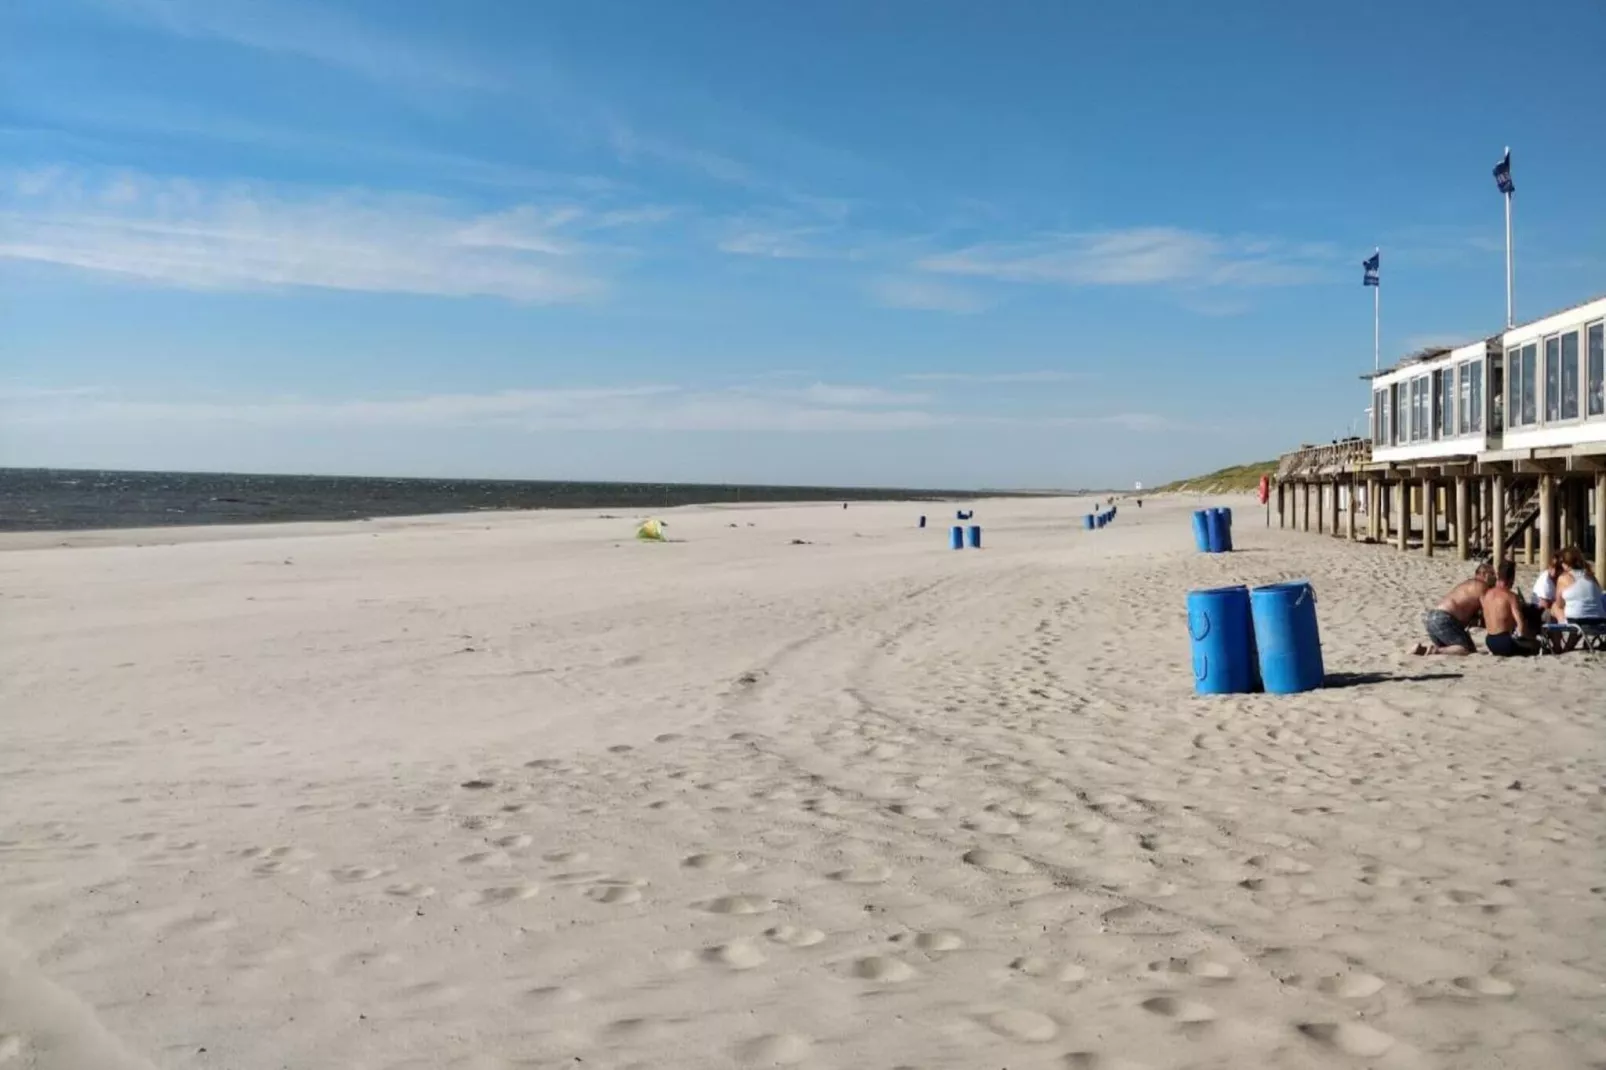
top-left (1503, 147), bottom-right (1514, 328)
top-left (1372, 246), bottom-right (1381, 372)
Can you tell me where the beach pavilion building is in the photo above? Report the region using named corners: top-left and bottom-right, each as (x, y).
top-left (1275, 294), bottom-right (1606, 576)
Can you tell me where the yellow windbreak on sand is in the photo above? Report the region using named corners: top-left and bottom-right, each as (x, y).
top-left (635, 518), bottom-right (666, 541)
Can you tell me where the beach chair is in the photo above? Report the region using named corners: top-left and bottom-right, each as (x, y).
top-left (1539, 620), bottom-right (1606, 654)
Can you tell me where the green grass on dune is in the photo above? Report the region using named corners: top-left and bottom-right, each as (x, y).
top-left (1155, 460), bottom-right (1278, 494)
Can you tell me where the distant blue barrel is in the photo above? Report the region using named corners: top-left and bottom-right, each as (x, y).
top-left (1191, 510), bottom-right (1211, 552)
top-left (1250, 581), bottom-right (1324, 694)
top-left (950, 525), bottom-right (964, 550)
top-left (1083, 514), bottom-right (1095, 530)
top-left (1096, 514), bottom-right (1106, 529)
top-left (1207, 508), bottom-right (1233, 553)
top-left (918, 515), bottom-right (926, 528)
top-left (967, 525), bottom-right (981, 548)
top-left (1187, 585), bottom-right (1260, 695)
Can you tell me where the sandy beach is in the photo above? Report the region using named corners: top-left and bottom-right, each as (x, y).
top-left (1, 494), bottom-right (1601, 1070)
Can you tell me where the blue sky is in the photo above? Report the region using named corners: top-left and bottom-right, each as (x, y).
top-left (3, 0), bottom-right (1603, 488)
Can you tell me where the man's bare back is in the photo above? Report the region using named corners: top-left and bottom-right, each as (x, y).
top-left (1480, 584), bottom-right (1524, 637)
top-left (1437, 578), bottom-right (1488, 624)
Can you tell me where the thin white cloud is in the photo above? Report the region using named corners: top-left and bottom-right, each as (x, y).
top-left (867, 277), bottom-right (990, 314)
top-left (5, 383), bottom-right (1193, 436)
top-left (90, 0), bottom-right (498, 90)
top-left (903, 371), bottom-right (1085, 384)
top-left (0, 167), bottom-right (627, 302)
top-left (919, 227), bottom-right (1332, 289)
top-left (3, 384), bottom-right (942, 433)
top-left (717, 227), bottom-right (836, 260)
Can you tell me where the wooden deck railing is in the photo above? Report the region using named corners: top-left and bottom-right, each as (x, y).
top-left (1275, 438), bottom-right (1372, 480)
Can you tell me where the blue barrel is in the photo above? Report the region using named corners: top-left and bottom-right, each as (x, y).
top-left (1191, 510), bottom-right (1211, 552)
top-left (918, 515), bottom-right (926, 528)
top-left (1250, 582), bottom-right (1324, 694)
top-left (1187, 586), bottom-right (1260, 695)
top-left (1083, 515), bottom-right (1095, 530)
top-left (950, 525), bottom-right (964, 550)
top-left (1096, 514), bottom-right (1106, 528)
top-left (1207, 508), bottom-right (1233, 553)
top-left (967, 525), bottom-right (981, 548)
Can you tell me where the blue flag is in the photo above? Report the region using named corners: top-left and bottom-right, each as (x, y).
top-left (1362, 251), bottom-right (1380, 287)
top-left (1493, 150), bottom-right (1514, 195)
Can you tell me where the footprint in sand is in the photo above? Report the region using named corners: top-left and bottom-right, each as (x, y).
top-left (765, 924), bottom-right (826, 948)
top-left (459, 779), bottom-right (495, 791)
top-left (493, 834), bottom-right (533, 849)
top-left (963, 848), bottom-right (1032, 874)
top-left (455, 883), bottom-right (541, 907)
top-left (828, 863), bottom-right (891, 884)
top-left (1010, 957), bottom-right (1087, 982)
top-left (978, 1008), bottom-right (1058, 1042)
top-left (702, 940), bottom-right (767, 970)
top-left (587, 884), bottom-right (643, 905)
top-left (1453, 975), bottom-right (1516, 997)
top-left (697, 895), bottom-right (777, 915)
top-left (682, 852), bottom-right (741, 872)
top-left (329, 865), bottom-right (388, 883)
top-left (1318, 972), bottom-right (1385, 999)
top-left (851, 956), bottom-right (915, 982)
top-left (899, 930), bottom-right (964, 952)
top-left (543, 849), bottom-right (589, 864)
top-left (1140, 996), bottom-right (1216, 1023)
top-left (1299, 1022), bottom-right (1396, 1057)
top-left (1063, 1055), bottom-right (1152, 1070)
top-left (888, 803), bottom-right (943, 821)
top-left (738, 1034), bottom-right (811, 1065)
top-left (963, 815), bottom-right (1022, 836)
top-left (1148, 955), bottom-right (1233, 981)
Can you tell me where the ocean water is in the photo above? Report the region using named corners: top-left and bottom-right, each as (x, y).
top-left (0, 468), bottom-right (975, 533)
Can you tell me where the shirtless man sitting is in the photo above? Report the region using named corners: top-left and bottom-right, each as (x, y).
top-left (1411, 563), bottom-right (1494, 656)
top-left (1481, 559), bottom-right (1538, 657)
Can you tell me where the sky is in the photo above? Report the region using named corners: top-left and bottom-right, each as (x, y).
top-left (3, 0), bottom-right (1604, 489)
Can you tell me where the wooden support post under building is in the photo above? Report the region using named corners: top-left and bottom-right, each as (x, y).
top-left (1301, 482), bottom-right (1311, 533)
top-left (1571, 481), bottom-right (1589, 550)
top-left (1330, 480), bottom-right (1340, 537)
top-left (1455, 476), bottom-right (1469, 560)
top-left (1369, 478), bottom-right (1382, 541)
top-left (1539, 474), bottom-right (1555, 568)
top-left (1422, 478), bottom-right (1436, 557)
top-left (1276, 482), bottom-right (1285, 528)
top-left (1492, 473), bottom-right (1507, 568)
top-left (1596, 472), bottom-right (1606, 580)
top-left (1396, 481), bottom-right (1409, 552)
top-left (1346, 478), bottom-right (1357, 541)
top-left (1315, 483), bottom-right (1324, 534)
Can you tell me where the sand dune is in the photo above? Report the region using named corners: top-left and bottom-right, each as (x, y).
top-left (1, 495), bottom-right (1601, 1069)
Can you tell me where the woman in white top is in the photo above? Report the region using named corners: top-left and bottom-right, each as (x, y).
top-left (1556, 552), bottom-right (1606, 623)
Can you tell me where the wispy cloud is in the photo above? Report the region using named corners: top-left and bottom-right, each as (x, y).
top-left (5, 381), bottom-right (1192, 436)
top-left (717, 226), bottom-right (836, 260)
top-left (919, 227), bottom-right (1334, 289)
top-left (867, 276), bottom-right (990, 314)
top-left (89, 0), bottom-right (498, 90)
top-left (903, 371), bottom-right (1085, 384)
top-left (0, 167), bottom-right (637, 302)
top-left (3, 383), bottom-right (943, 433)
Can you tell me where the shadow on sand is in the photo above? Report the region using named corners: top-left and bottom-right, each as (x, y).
top-left (1322, 671), bottom-right (1463, 689)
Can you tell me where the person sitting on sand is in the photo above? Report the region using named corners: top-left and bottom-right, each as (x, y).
top-left (1531, 552), bottom-right (1563, 623)
top-left (1412, 563), bottom-right (1494, 656)
top-left (1481, 559), bottom-right (1538, 657)
top-left (1548, 548), bottom-right (1606, 652)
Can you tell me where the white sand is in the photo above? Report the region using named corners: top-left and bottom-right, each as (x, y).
top-left (1, 495), bottom-right (1602, 1070)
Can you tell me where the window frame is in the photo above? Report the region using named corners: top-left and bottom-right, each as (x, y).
top-left (1587, 321), bottom-right (1604, 419)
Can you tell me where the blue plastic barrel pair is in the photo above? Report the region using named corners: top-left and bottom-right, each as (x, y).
top-left (1191, 510), bottom-right (1211, 552)
top-left (950, 525), bottom-right (964, 549)
top-left (1207, 508), bottom-right (1233, 552)
top-left (967, 525), bottom-right (981, 548)
top-left (1083, 515), bottom-right (1095, 530)
top-left (1186, 581), bottom-right (1324, 695)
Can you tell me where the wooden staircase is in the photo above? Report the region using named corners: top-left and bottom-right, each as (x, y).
top-left (1470, 482), bottom-right (1541, 559)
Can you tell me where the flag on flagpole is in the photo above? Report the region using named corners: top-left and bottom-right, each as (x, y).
top-left (1362, 251), bottom-right (1380, 287)
top-left (1493, 150), bottom-right (1514, 194)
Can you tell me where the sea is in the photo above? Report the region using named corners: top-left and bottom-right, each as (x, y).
top-left (0, 468), bottom-right (980, 533)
